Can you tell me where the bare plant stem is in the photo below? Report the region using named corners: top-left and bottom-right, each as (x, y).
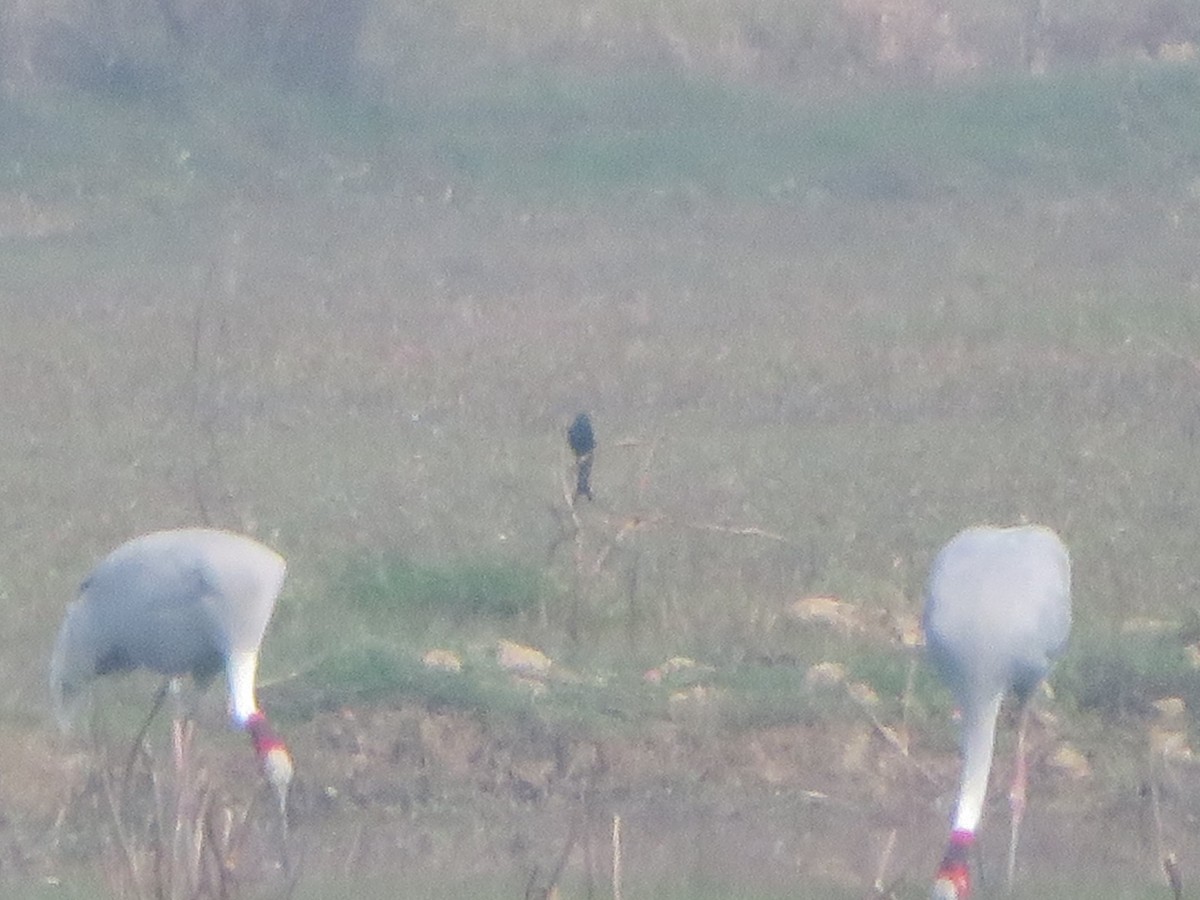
top-left (1149, 748), bottom-right (1183, 899)
top-left (99, 758), bottom-right (149, 900)
top-left (544, 812), bottom-right (579, 899)
top-left (188, 293), bottom-right (213, 528)
top-left (845, 682), bottom-right (940, 788)
top-left (872, 828), bottom-right (897, 894)
top-left (635, 430), bottom-right (663, 504)
top-left (611, 814), bottom-right (622, 900)
top-left (899, 657), bottom-right (917, 754)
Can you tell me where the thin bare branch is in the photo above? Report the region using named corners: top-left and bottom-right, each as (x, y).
top-left (872, 828), bottom-right (897, 895)
top-left (99, 758), bottom-right (149, 900)
top-left (845, 683), bottom-right (940, 788)
top-left (1123, 318), bottom-right (1200, 378)
top-left (681, 521), bottom-right (794, 543)
top-left (635, 429), bottom-right (663, 504)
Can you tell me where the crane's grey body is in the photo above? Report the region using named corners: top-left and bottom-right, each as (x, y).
top-left (924, 524), bottom-right (1070, 715)
top-left (51, 528), bottom-right (286, 727)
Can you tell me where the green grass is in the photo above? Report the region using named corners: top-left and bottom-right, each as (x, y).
top-left (6, 60), bottom-right (1200, 209)
top-left (343, 554), bottom-right (545, 621)
top-left (281, 636), bottom-right (673, 734)
top-left (1058, 624), bottom-right (1200, 718)
top-left (288, 641), bottom-right (527, 715)
top-left (351, 62), bottom-right (1200, 201)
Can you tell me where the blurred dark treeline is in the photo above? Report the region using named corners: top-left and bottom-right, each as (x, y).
top-left (0, 0), bottom-right (370, 96)
top-left (2, 0), bottom-right (1199, 100)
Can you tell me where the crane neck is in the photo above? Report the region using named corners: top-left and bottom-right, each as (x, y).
top-left (246, 711), bottom-right (286, 754)
top-left (952, 691), bottom-right (1003, 833)
top-left (226, 649), bottom-right (261, 726)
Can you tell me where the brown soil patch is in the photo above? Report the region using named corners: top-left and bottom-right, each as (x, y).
top-left (14, 699), bottom-right (1197, 896)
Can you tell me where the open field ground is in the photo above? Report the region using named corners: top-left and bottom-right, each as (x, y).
top-left (3, 13), bottom-right (1200, 895)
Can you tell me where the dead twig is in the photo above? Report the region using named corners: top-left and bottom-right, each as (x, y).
top-left (635, 430), bottom-right (663, 504)
top-left (99, 756), bottom-right (149, 900)
top-left (85, 701), bottom-right (291, 900)
top-left (592, 515), bottom-right (798, 574)
top-left (899, 657), bottom-right (917, 763)
top-left (1164, 853), bottom-right (1183, 900)
top-left (1149, 746), bottom-right (1183, 900)
top-left (542, 813), bottom-right (580, 900)
top-left (1123, 318), bottom-right (1200, 378)
top-left (591, 515), bottom-right (665, 574)
top-left (871, 828), bottom-right (897, 895)
top-left (844, 683), bottom-right (940, 789)
top-left (680, 521), bottom-right (795, 543)
top-left (612, 814), bottom-right (622, 900)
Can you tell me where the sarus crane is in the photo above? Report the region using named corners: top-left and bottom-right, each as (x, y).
top-left (50, 528), bottom-right (293, 812)
top-left (923, 524), bottom-right (1071, 899)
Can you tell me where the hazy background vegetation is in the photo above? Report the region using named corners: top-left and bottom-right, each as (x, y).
top-left (4, 0), bottom-right (1200, 93)
top-left (3, 0), bottom-right (1200, 896)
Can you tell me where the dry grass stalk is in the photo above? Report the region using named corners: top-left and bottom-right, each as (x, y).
top-left (844, 680), bottom-right (939, 788)
top-left (634, 430), bottom-right (663, 504)
top-left (1164, 852), bottom-right (1183, 900)
top-left (899, 657), bottom-right (917, 755)
top-left (1124, 317), bottom-right (1200, 380)
top-left (591, 515), bottom-right (664, 575)
top-left (871, 827), bottom-right (897, 895)
top-left (1148, 745), bottom-right (1184, 900)
top-left (521, 770), bottom-right (605, 900)
top-left (85, 722), bottom-right (287, 900)
top-left (98, 754), bottom-right (150, 899)
top-left (611, 814), bottom-right (622, 900)
top-left (523, 813), bottom-right (579, 900)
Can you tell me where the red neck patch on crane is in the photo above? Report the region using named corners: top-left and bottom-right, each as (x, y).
top-left (933, 831), bottom-right (974, 899)
top-left (246, 711), bottom-right (287, 756)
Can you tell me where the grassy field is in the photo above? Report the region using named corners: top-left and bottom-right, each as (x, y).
top-left (3, 40), bottom-right (1200, 897)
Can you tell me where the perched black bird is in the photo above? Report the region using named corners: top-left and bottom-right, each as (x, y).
top-left (567, 412), bottom-right (595, 500)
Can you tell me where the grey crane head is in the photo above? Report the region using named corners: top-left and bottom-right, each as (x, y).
top-left (49, 597), bottom-right (97, 729)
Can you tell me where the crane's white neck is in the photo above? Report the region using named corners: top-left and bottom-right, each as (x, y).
top-left (226, 649), bottom-right (261, 727)
top-left (952, 691), bottom-right (1003, 834)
